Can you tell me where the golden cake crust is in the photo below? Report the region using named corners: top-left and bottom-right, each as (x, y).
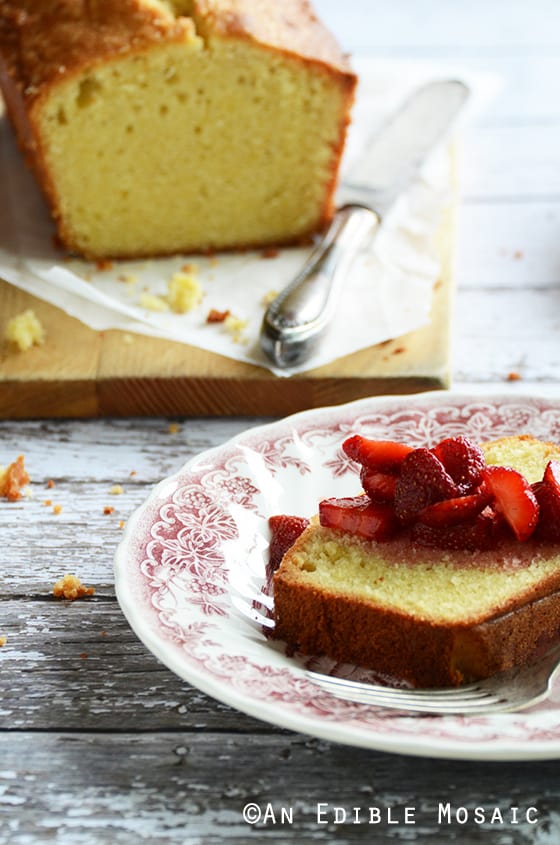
top-left (192, 0), bottom-right (354, 71)
top-left (0, 0), bottom-right (353, 104)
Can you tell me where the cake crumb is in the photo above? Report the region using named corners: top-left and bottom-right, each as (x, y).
top-left (139, 292), bottom-right (169, 312)
top-left (5, 310), bottom-right (45, 352)
top-left (0, 455), bottom-right (30, 501)
top-left (109, 484), bottom-right (124, 495)
top-left (0, 636), bottom-right (6, 647)
top-left (43, 499), bottom-right (52, 507)
top-left (118, 272), bottom-right (138, 285)
top-left (119, 520), bottom-right (126, 529)
top-left (513, 250), bottom-right (524, 260)
top-left (206, 308), bottom-right (230, 323)
top-left (167, 271), bottom-right (203, 313)
top-left (96, 259), bottom-right (113, 271)
top-left (261, 246), bottom-right (279, 259)
top-left (261, 289), bottom-right (278, 306)
top-left (47, 479), bottom-right (55, 489)
top-left (104, 505), bottom-right (115, 515)
top-left (53, 574), bottom-right (95, 601)
top-left (224, 314), bottom-right (249, 344)
top-left (181, 263), bottom-right (198, 274)
top-left (507, 371), bottom-right (522, 381)
top-left (168, 422), bottom-right (180, 434)
top-left (52, 504), bottom-right (62, 515)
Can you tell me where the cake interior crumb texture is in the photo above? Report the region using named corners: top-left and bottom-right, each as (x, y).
top-left (0, 0), bottom-right (356, 258)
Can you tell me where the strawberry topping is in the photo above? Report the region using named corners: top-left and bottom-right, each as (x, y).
top-left (300, 434), bottom-right (560, 553)
top-left (431, 436), bottom-right (486, 493)
top-left (342, 435), bottom-right (413, 473)
top-left (416, 487), bottom-right (492, 527)
top-left (481, 465), bottom-right (539, 542)
top-left (393, 448), bottom-right (458, 524)
top-left (532, 460), bottom-right (560, 541)
top-left (360, 466), bottom-right (397, 503)
top-left (268, 514), bottom-right (309, 570)
top-left (411, 510), bottom-right (502, 552)
top-left (319, 495), bottom-right (397, 541)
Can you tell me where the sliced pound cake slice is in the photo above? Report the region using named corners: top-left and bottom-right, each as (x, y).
top-left (272, 434), bottom-right (560, 687)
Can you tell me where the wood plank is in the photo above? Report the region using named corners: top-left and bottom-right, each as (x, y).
top-left (462, 125), bottom-right (560, 199)
top-left (453, 287), bottom-right (560, 383)
top-left (1, 732), bottom-right (559, 844)
top-left (316, 0), bottom-right (560, 52)
top-left (456, 201), bottom-right (560, 288)
top-left (0, 417), bottom-right (250, 482)
top-left (0, 598), bottom-right (263, 733)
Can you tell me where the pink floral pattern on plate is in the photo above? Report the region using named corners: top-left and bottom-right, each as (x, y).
top-left (114, 392), bottom-right (560, 760)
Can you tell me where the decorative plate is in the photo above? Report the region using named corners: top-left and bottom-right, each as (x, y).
top-left (114, 392), bottom-right (560, 760)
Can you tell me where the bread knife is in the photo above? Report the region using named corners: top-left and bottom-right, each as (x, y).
top-left (260, 79), bottom-right (470, 369)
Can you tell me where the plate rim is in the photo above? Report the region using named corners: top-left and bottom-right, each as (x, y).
top-left (114, 389), bottom-right (560, 761)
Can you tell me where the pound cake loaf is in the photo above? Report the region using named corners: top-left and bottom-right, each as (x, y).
top-left (272, 434), bottom-right (560, 687)
top-left (0, 0), bottom-right (356, 259)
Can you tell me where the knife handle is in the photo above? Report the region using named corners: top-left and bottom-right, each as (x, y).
top-left (261, 204), bottom-right (380, 368)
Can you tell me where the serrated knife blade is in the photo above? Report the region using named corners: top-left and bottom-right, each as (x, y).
top-left (260, 79), bottom-right (470, 369)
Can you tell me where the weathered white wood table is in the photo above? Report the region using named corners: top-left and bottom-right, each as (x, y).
top-left (2, 2), bottom-right (560, 842)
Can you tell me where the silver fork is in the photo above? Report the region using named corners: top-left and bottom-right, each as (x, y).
top-left (306, 642), bottom-right (560, 715)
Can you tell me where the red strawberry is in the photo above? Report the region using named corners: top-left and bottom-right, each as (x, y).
top-left (342, 435), bottom-right (413, 473)
top-left (532, 460), bottom-right (560, 541)
top-left (360, 466), bottom-right (397, 503)
top-left (268, 514), bottom-right (309, 571)
top-left (416, 487), bottom-right (492, 528)
top-left (319, 495), bottom-right (397, 541)
top-left (411, 510), bottom-right (502, 552)
top-left (544, 459), bottom-right (560, 493)
top-left (482, 465), bottom-right (539, 542)
top-left (393, 448), bottom-right (458, 524)
top-left (431, 436), bottom-right (486, 493)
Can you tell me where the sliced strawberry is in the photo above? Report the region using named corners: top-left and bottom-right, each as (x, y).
top-left (268, 514), bottom-right (309, 571)
top-left (360, 466), bottom-right (397, 503)
top-left (411, 510), bottom-right (502, 552)
top-left (431, 436), bottom-right (486, 493)
top-left (482, 465), bottom-right (539, 542)
top-left (342, 435), bottom-right (414, 473)
top-left (416, 487), bottom-right (492, 528)
top-left (544, 459), bottom-right (560, 493)
top-left (319, 495), bottom-right (397, 541)
top-left (393, 448), bottom-right (458, 524)
top-left (532, 460), bottom-right (560, 541)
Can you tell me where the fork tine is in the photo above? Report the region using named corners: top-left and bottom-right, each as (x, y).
top-left (306, 672), bottom-right (486, 699)
top-left (323, 694), bottom-right (509, 715)
top-left (306, 642), bottom-right (560, 714)
top-left (307, 674), bottom-right (506, 711)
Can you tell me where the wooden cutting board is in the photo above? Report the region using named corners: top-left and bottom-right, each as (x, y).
top-left (0, 239), bottom-right (453, 418)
